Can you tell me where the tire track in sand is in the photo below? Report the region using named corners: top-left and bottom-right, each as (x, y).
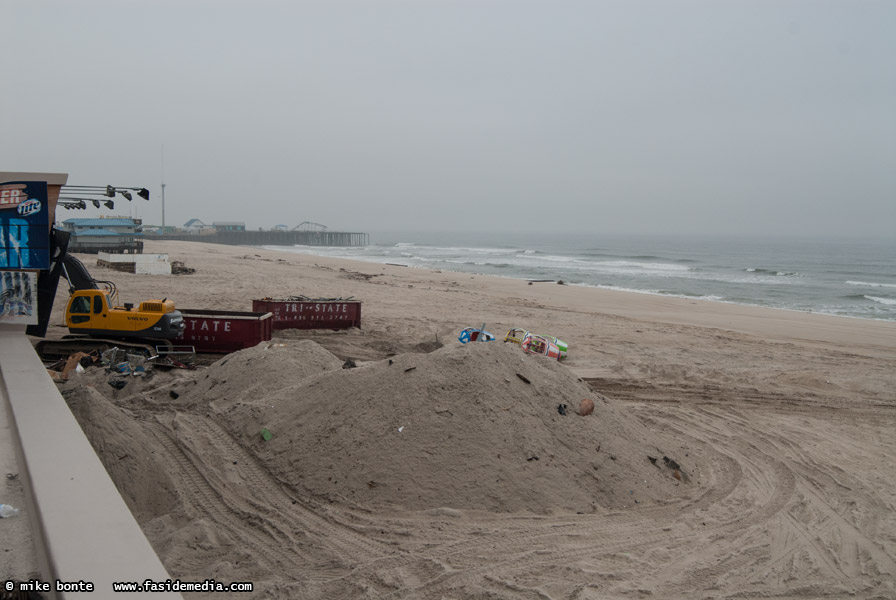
top-left (169, 412), bottom-right (391, 562)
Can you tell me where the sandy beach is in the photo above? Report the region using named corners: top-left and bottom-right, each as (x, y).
top-left (42, 239), bottom-right (896, 599)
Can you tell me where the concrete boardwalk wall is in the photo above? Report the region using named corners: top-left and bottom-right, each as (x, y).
top-left (0, 325), bottom-right (181, 599)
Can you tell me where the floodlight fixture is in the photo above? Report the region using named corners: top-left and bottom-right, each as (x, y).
top-left (59, 196), bottom-right (94, 208)
top-left (114, 186), bottom-right (150, 200)
top-left (59, 200), bottom-right (88, 210)
top-left (63, 184), bottom-right (150, 200)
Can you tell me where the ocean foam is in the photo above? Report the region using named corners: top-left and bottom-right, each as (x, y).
top-left (865, 295), bottom-right (896, 306)
top-left (848, 281), bottom-right (896, 289)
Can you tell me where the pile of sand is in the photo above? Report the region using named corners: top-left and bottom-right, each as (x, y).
top-left (204, 340), bottom-right (693, 513)
top-left (61, 339), bottom-right (694, 516)
top-left (186, 339), bottom-right (346, 405)
top-left (60, 381), bottom-right (181, 523)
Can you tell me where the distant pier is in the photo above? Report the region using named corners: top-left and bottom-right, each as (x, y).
top-left (148, 230), bottom-right (369, 247)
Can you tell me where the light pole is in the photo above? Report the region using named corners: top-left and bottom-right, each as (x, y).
top-left (161, 182), bottom-right (166, 233)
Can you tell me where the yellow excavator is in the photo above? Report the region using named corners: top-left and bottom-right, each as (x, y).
top-left (31, 233), bottom-right (184, 360)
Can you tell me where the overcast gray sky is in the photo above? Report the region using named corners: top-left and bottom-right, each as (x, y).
top-left (2, 1), bottom-right (893, 237)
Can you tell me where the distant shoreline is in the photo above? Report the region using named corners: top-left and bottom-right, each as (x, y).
top-left (258, 238), bottom-right (896, 325)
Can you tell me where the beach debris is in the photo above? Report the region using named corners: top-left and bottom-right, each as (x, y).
top-left (557, 280), bottom-right (565, 285)
top-left (520, 333), bottom-right (566, 360)
top-left (0, 504), bottom-right (20, 518)
top-left (577, 398), bottom-right (595, 416)
top-left (557, 403), bottom-right (568, 416)
top-left (337, 268), bottom-right (382, 281)
top-left (169, 391), bottom-right (180, 399)
top-left (504, 328), bottom-right (568, 357)
top-left (516, 373), bottom-right (531, 384)
top-left (458, 323), bottom-right (495, 344)
top-left (260, 428), bottom-right (273, 442)
top-left (404, 366), bottom-right (417, 373)
top-left (650, 455), bottom-right (687, 481)
top-left (57, 351), bottom-right (95, 380)
top-left (367, 480), bottom-right (379, 488)
top-left (343, 359), bottom-right (357, 369)
top-left (6, 473), bottom-right (17, 480)
top-left (152, 356), bottom-right (192, 370)
top-left (527, 456), bottom-right (539, 461)
top-left (171, 260), bottom-right (196, 275)
top-left (101, 347), bottom-right (126, 366)
top-left (662, 456), bottom-right (681, 471)
top-left (398, 426), bottom-right (405, 433)
top-left (108, 378), bottom-right (127, 390)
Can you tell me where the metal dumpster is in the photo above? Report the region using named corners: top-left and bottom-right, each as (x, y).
top-left (178, 309), bottom-right (273, 353)
top-left (252, 297), bottom-right (361, 330)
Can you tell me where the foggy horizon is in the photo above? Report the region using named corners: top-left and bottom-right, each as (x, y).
top-left (2, 1), bottom-right (894, 239)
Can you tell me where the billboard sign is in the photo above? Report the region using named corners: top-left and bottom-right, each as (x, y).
top-left (1, 181), bottom-right (50, 270)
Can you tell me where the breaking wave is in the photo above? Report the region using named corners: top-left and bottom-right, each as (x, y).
top-left (745, 268), bottom-right (800, 277)
top-left (847, 281), bottom-right (896, 289)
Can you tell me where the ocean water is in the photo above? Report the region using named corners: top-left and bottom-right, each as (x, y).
top-left (263, 232), bottom-right (896, 322)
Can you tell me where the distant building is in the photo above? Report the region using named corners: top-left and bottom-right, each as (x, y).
top-left (272, 224), bottom-right (290, 232)
top-left (213, 221), bottom-right (245, 232)
top-left (60, 217), bottom-right (143, 254)
top-left (183, 218), bottom-right (213, 234)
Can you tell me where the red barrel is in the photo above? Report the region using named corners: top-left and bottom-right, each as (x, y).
top-left (178, 309), bottom-right (273, 353)
top-left (251, 298), bottom-right (361, 330)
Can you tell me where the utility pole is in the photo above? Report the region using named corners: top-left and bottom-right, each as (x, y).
top-left (161, 144), bottom-right (166, 233)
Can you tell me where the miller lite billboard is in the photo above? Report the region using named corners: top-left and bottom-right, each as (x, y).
top-left (0, 181), bottom-right (50, 270)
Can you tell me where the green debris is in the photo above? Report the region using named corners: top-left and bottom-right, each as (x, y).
top-left (260, 428), bottom-right (273, 442)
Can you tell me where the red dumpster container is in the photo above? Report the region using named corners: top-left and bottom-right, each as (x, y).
top-left (178, 309), bottom-right (273, 353)
top-left (252, 298), bottom-right (361, 330)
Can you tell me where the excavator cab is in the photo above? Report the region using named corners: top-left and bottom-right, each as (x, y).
top-left (67, 294), bottom-right (93, 324)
